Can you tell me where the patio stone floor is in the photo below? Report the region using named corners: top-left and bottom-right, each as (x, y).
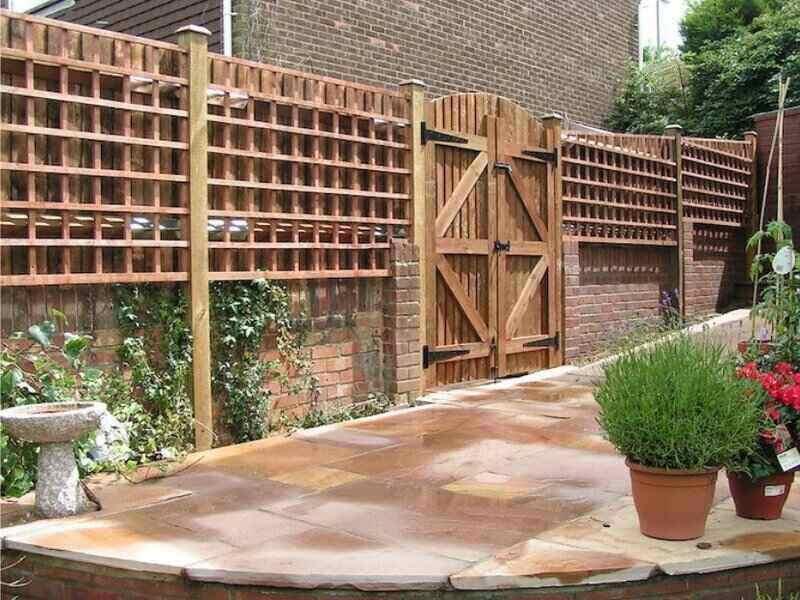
top-left (1, 312), bottom-right (799, 592)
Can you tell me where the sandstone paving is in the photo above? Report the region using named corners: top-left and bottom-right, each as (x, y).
top-left (2, 360), bottom-right (799, 591)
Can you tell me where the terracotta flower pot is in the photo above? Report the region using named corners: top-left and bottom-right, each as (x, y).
top-left (737, 340), bottom-right (775, 356)
top-left (727, 470), bottom-right (795, 520)
top-left (627, 459), bottom-right (719, 540)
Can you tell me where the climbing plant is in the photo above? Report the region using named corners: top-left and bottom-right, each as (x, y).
top-left (210, 279), bottom-right (317, 442)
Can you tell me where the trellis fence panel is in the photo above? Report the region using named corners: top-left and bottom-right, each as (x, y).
top-left (0, 11), bottom-right (411, 287)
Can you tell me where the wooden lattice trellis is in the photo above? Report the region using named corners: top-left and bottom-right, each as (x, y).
top-left (560, 131), bottom-right (755, 246)
top-left (561, 132), bottom-right (679, 246)
top-left (204, 53), bottom-right (410, 280)
top-left (681, 137), bottom-right (754, 228)
top-left (0, 11), bottom-right (190, 285)
top-left (0, 11), bottom-right (411, 286)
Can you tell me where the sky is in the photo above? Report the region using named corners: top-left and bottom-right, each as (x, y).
top-left (640, 0), bottom-right (690, 56)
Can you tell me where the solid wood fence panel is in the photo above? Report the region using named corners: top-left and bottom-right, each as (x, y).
top-left (560, 132), bottom-right (678, 246)
top-left (0, 11), bottom-right (190, 286)
top-left (203, 53), bottom-right (411, 280)
top-left (681, 136), bottom-right (753, 228)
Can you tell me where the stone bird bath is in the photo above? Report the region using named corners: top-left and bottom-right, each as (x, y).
top-left (0, 402), bottom-right (105, 518)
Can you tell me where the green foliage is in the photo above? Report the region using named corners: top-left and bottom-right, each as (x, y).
top-left (111, 285), bottom-right (194, 463)
top-left (607, 0), bottom-right (800, 138)
top-left (210, 279), bottom-right (316, 442)
top-left (0, 310), bottom-right (99, 496)
top-left (596, 336), bottom-right (762, 470)
top-left (747, 221), bottom-right (800, 366)
top-left (681, 0), bottom-right (770, 54)
top-left (278, 393), bottom-right (394, 431)
top-left (605, 52), bottom-right (691, 134)
top-left (755, 581), bottom-right (800, 600)
top-left (687, 1), bottom-right (800, 137)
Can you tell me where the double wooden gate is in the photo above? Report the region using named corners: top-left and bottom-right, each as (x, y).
top-left (421, 94), bottom-right (562, 390)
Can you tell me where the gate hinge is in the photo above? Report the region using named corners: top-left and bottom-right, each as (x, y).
top-left (495, 161), bottom-right (512, 173)
top-left (421, 122), bottom-right (469, 145)
top-left (521, 148), bottom-right (557, 162)
top-left (523, 333), bottom-right (560, 350)
top-left (422, 345), bottom-right (470, 369)
top-left (494, 240), bottom-right (511, 252)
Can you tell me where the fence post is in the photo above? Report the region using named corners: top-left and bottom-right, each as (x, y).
top-left (541, 113), bottom-right (564, 366)
top-left (743, 130), bottom-right (759, 275)
top-left (177, 25), bottom-right (213, 451)
top-left (400, 79), bottom-right (426, 392)
top-left (665, 125), bottom-right (685, 317)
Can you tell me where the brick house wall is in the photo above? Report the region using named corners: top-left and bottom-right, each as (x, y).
top-left (231, 0), bottom-right (640, 126)
top-left (754, 106), bottom-right (800, 233)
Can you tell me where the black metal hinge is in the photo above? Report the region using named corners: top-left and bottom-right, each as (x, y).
top-left (422, 345), bottom-right (469, 369)
top-left (523, 332), bottom-right (560, 349)
top-left (494, 240), bottom-right (511, 252)
top-left (521, 149), bottom-right (557, 162)
top-left (421, 122), bottom-right (469, 145)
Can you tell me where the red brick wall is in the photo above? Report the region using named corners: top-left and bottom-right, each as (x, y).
top-left (754, 107), bottom-right (800, 233)
top-left (5, 549), bottom-right (799, 599)
top-left (684, 223), bottom-right (746, 318)
top-left (563, 240), bottom-right (678, 362)
top-left (231, 0), bottom-right (639, 126)
top-left (563, 223), bottom-right (747, 362)
top-left (0, 241), bottom-right (422, 437)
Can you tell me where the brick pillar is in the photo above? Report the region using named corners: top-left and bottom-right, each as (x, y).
top-left (382, 240), bottom-right (422, 405)
top-left (682, 220), bottom-right (699, 317)
top-left (562, 238), bottom-right (581, 363)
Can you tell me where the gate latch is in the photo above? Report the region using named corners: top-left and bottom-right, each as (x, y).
top-left (523, 333), bottom-right (560, 350)
top-left (422, 345), bottom-right (470, 369)
top-left (421, 122), bottom-right (469, 145)
top-left (494, 240), bottom-right (511, 252)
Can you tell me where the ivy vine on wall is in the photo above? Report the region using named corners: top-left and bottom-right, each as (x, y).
top-left (210, 279), bottom-right (317, 442)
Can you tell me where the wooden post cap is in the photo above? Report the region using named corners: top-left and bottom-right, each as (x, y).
top-left (176, 25), bottom-right (212, 37)
top-left (664, 124), bottom-right (683, 136)
top-left (540, 112), bottom-right (564, 122)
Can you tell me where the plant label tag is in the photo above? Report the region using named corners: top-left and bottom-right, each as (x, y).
top-left (777, 447), bottom-right (800, 472)
top-left (772, 246), bottom-right (796, 275)
top-left (764, 485), bottom-right (786, 497)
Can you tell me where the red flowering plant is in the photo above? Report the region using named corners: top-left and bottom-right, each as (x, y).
top-left (732, 360), bottom-right (800, 480)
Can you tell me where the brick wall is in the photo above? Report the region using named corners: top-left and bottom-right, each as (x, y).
top-left (5, 549), bottom-right (799, 599)
top-left (564, 225), bottom-right (748, 362)
top-left (754, 107), bottom-right (800, 233)
top-left (0, 243), bottom-right (423, 438)
top-left (683, 222), bottom-right (746, 318)
top-left (231, 0), bottom-right (639, 126)
top-left (563, 240), bottom-right (678, 362)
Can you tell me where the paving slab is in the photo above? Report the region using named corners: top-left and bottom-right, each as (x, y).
top-left (450, 539), bottom-right (657, 590)
top-left (186, 527), bottom-right (470, 590)
top-left (538, 496), bottom-right (800, 576)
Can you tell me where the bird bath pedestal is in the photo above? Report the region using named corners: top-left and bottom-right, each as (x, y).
top-left (0, 402), bottom-right (105, 518)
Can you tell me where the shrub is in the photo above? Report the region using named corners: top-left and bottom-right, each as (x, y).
top-left (596, 336), bottom-right (762, 470)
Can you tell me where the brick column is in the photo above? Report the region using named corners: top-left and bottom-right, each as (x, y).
top-left (682, 220), bottom-right (700, 317)
top-left (382, 240), bottom-right (422, 405)
top-left (562, 238), bottom-right (581, 363)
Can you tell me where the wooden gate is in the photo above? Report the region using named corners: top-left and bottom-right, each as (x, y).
top-left (421, 94), bottom-right (562, 390)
